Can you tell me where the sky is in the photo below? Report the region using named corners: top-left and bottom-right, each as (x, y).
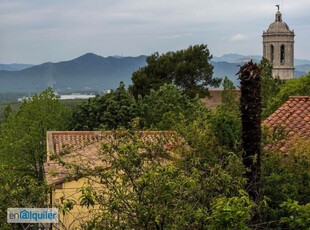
top-left (1, 0), bottom-right (310, 64)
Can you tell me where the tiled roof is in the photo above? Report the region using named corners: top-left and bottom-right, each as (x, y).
top-left (46, 131), bottom-right (102, 157)
top-left (44, 131), bottom-right (184, 185)
top-left (263, 96), bottom-right (310, 152)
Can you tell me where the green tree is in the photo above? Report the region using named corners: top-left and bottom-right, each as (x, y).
top-left (207, 190), bottom-right (256, 230)
top-left (265, 72), bottom-right (310, 117)
top-left (219, 77), bottom-right (239, 113)
top-left (258, 58), bottom-right (284, 119)
top-left (0, 88), bottom-right (71, 181)
top-left (3, 104), bottom-right (13, 120)
top-left (57, 128), bottom-right (249, 229)
top-left (69, 130), bottom-right (200, 229)
top-left (210, 77), bottom-right (241, 151)
top-left (71, 94), bottom-right (110, 130)
top-left (72, 83), bottom-right (205, 131)
top-left (260, 136), bottom-right (310, 228)
top-left (0, 168), bottom-right (47, 229)
top-left (280, 200), bottom-right (310, 229)
top-left (101, 82), bottom-right (138, 129)
top-left (130, 44), bottom-right (221, 99)
top-left (138, 84), bottom-right (205, 130)
top-left (210, 110), bottom-right (241, 151)
top-left (0, 88), bottom-right (71, 226)
top-left (71, 82), bottom-right (137, 130)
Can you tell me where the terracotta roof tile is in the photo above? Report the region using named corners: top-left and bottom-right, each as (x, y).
top-left (263, 96), bottom-right (310, 153)
top-left (264, 96), bottom-right (310, 135)
top-left (44, 131), bottom-right (185, 185)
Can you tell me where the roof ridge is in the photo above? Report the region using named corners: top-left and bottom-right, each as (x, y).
top-left (47, 130), bottom-right (178, 157)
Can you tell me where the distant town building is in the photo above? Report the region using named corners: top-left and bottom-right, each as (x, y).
top-left (17, 94), bottom-right (97, 102)
top-left (59, 94), bottom-right (96, 100)
top-left (201, 88), bottom-right (240, 108)
top-left (262, 6), bottom-right (295, 79)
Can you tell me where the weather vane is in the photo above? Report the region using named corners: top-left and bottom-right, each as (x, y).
top-left (276, 4), bottom-right (280, 11)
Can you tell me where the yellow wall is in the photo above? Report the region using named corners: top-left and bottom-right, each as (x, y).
top-left (51, 178), bottom-right (99, 229)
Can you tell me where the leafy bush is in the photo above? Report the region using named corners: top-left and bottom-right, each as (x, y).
top-left (280, 199), bottom-right (310, 229)
top-left (207, 190), bottom-right (256, 230)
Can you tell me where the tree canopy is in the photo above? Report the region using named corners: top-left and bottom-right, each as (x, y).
top-left (210, 77), bottom-right (241, 151)
top-left (71, 82), bottom-right (138, 130)
top-left (72, 83), bottom-right (204, 131)
top-left (259, 58), bottom-right (284, 119)
top-left (1, 57), bottom-right (310, 229)
top-left (130, 44), bottom-right (221, 99)
top-left (0, 88), bottom-right (71, 229)
top-left (137, 84), bottom-right (205, 130)
top-left (0, 88), bottom-right (71, 181)
top-left (264, 72), bottom-right (310, 117)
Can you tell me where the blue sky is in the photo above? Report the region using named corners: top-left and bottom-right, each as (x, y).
top-left (1, 0), bottom-right (310, 64)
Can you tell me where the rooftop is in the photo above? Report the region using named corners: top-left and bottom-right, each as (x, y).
top-left (44, 131), bottom-right (185, 185)
top-left (263, 96), bottom-right (310, 152)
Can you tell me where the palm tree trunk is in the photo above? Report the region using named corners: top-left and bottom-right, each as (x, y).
top-left (238, 60), bottom-right (262, 204)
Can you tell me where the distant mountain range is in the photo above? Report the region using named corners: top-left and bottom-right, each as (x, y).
top-left (211, 54), bottom-right (310, 85)
top-left (0, 53), bottom-right (146, 93)
top-left (0, 63), bottom-right (34, 71)
top-left (0, 53), bottom-right (309, 94)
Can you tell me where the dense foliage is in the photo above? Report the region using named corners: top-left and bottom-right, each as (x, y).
top-left (0, 88), bottom-right (71, 229)
top-left (137, 84), bottom-right (204, 129)
top-left (72, 83), bottom-right (204, 131)
top-left (0, 88), bottom-right (71, 180)
top-left (264, 71), bottom-right (310, 117)
top-left (65, 68), bottom-right (310, 229)
top-left (130, 44), bottom-right (221, 99)
top-left (71, 82), bottom-right (138, 130)
top-left (260, 136), bottom-right (310, 229)
top-left (210, 77), bottom-right (241, 151)
top-left (0, 52), bottom-right (310, 229)
top-left (70, 129), bottom-right (249, 229)
top-left (258, 58), bottom-right (284, 119)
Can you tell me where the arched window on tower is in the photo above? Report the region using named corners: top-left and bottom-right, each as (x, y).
top-left (280, 44), bottom-right (285, 64)
top-left (270, 44), bottom-right (274, 63)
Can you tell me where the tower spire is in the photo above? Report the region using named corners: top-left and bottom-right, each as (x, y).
top-left (262, 4), bottom-right (295, 80)
top-left (275, 5), bottom-right (282, 22)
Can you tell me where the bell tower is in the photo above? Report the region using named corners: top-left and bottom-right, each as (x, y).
top-left (262, 5), bottom-right (295, 79)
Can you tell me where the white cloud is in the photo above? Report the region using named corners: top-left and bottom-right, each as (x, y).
top-left (157, 33), bottom-right (193, 39)
top-left (230, 33), bottom-right (248, 42)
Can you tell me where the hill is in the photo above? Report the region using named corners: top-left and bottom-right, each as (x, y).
top-left (0, 64), bottom-right (34, 71)
top-left (212, 54), bottom-right (261, 63)
top-left (0, 53), bottom-right (146, 93)
top-left (1, 53), bottom-right (309, 95)
top-left (211, 61), bottom-right (240, 86)
top-left (212, 54), bottom-right (310, 84)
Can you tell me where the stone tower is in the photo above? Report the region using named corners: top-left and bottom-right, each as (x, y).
top-left (262, 6), bottom-right (295, 79)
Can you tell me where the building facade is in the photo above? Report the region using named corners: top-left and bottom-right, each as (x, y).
top-left (262, 7), bottom-right (295, 79)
